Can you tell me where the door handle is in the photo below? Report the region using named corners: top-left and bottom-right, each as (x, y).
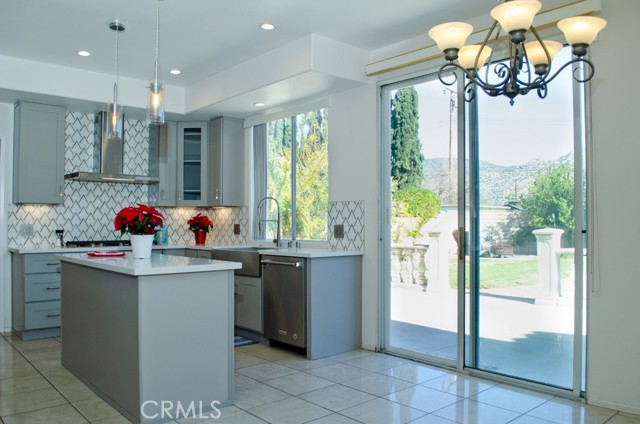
top-left (261, 259), bottom-right (302, 268)
top-left (46, 286), bottom-right (60, 290)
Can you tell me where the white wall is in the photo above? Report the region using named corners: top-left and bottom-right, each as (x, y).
top-left (587, 0), bottom-right (640, 414)
top-left (328, 85), bottom-right (379, 349)
top-left (0, 102), bottom-right (14, 333)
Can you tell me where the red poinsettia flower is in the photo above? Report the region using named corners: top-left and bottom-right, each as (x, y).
top-left (187, 213), bottom-right (214, 233)
top-left (114, 204), bottom-right (165, 235)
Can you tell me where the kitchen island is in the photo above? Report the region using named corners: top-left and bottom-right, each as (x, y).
top-left (58, 253), bottom-right (241, 424)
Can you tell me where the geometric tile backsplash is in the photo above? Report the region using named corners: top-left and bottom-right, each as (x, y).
top-left (7, 111), bottom-right (248, 249)
top-left (8, 111), bottom-right (365, 250)
top-left (327, 200), bottom-right (365, 251)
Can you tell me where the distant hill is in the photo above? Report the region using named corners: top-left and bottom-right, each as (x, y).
top-left (423, 153), bottom-right (573, 206)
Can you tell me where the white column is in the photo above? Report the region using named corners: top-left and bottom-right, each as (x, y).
top-left (427, 231), bottom-right (450, 292)
top-left (533, 228), bottom-right (564, 305)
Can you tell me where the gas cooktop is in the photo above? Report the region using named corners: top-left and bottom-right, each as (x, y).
top-left (65, 240), bottom-right (131, 248)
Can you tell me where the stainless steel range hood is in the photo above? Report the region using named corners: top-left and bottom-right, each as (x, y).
top-left (64, 112), bottom-right (159, 184)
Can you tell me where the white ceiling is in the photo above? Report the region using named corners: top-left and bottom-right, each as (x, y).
top-left (0, 0), bottom-right (573, 119)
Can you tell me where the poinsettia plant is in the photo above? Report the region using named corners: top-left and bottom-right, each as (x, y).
top-left (187, 213), bottom-right (214, 233)
top-left (114, 204), bottom-right (165, 235)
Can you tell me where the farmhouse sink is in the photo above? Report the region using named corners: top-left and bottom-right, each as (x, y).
top-left (211, 246), bottom-right (272, 277)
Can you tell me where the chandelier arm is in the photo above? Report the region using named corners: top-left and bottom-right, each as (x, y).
top-left (483, 23), bottom-right (502, 87)
top-left (528, 26), bottom-right (552, 80)
top-left (474, 20), bottom-right (500, 71)
top-left (542, 57), bottom-right (595, 86)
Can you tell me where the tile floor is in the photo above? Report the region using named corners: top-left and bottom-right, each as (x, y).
top-left (1, 333), bottom-right (639, 424)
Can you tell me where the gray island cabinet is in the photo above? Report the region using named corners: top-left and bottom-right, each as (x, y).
top-left (58, 253), bottom-right (240, 424)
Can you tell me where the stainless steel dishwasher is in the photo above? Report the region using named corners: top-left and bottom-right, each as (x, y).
top-left (261, 255), bottom-right (306, 348)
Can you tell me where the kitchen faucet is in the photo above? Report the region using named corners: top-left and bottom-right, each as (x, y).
top-left (257, 197), bottom-right (281, 247)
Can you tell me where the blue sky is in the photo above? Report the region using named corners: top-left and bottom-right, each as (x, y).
top-left (414, 48), bottom-right (575, 166)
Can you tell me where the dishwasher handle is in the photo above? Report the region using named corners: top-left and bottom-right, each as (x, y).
top-left (261, 259), bottom-right (303, 268)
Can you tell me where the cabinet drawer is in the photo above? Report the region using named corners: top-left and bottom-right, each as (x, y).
top-left (24, 254), bottom-right (61, 274)
top-left (24, 301), bottom-right (61, 330)
top-left (24, 273), bottom-right (61, 302)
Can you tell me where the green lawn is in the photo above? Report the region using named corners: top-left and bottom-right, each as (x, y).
top-left (448, 256), bottom-right (574, 290)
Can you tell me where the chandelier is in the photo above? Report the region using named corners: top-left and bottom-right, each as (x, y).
top-left (428, 0), bottom-right (606, 105)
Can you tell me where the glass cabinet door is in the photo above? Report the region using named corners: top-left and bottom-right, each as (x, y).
top-left (177, 122), bottom-right (208, 206)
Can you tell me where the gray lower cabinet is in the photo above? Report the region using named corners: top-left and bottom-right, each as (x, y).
top-left (12, 253), bottom-right (62, 340)
top-left (13, 101), bottom-right (66, 204)
top-left (162, 249), bottom-right (187, 257)
top-left (263, 255), bottom-right (362, 360)
top-left (235, 276), bottom-right (263, 333)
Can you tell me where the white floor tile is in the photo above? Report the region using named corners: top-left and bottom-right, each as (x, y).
top-left (298, 384), bottom-right (376, 412)
top-left (235, 362), bottom-right (298, 381)
top-left (469, 384), bottom-right (553, 413)
top-left (262, 372), bottom-right (335, 395)
top-left (385, 385), bottom-right (461, 413)
top-left (233, 381), bottom-right (291, 410)
top-left (306, 362), bottom-right (373, 383)
top-left (247, 396), bottom-right (332, 424)
top-left (526, 397), bottom-right (617, 424)
top-left (340, 397), bottom-right (427, 424)
top-left (607, 413), bottom-right (640, 424)
top-left (380, 363), bottom-right (447, 384)
top-left (432, 399), bottom-right (521, 424)
top-left (341, 373), bottom-right (416, 397)
top-left (420, 373), bottom-right (496, 398)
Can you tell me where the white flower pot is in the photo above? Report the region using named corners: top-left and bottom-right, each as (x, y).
top-left (130, 234), bottom-right (154, 259)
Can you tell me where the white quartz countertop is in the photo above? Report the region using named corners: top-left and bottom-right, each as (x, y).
top-left (57, 252), bottom-right (241, 276)
top-left (10, 244), bottom-right (363, 258)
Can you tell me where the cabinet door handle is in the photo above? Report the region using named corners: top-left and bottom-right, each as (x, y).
top-left (59, 185), bottom-right (63, 196)
top-left (160, 189), bottom-right (165, 200)
top-left (46, 286), bottom-right (60, 290)
top-left (47, 313), bottom-right (61, 318)
top-left (215, 188), bottom-right (221, 200)
top-left (45, 262), bottom-right (59, 266)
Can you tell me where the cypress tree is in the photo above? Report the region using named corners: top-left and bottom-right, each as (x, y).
top-left (391, 86), bottom-right (424, 189)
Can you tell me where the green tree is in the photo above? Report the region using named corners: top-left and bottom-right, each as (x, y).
top-left (393, 186), bottom-right (440, 242)
top-left (510, 162), bottom-right (575, 247)
top-left (391, 87), bottom-right (424, 189)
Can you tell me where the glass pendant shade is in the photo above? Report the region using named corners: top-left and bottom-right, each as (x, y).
top-left (524, 40), bottom-right (563, 66)
top-left (490, 0), bottom-right (541, 33)
top-left (106, 100), bottom-right (124, 141)
top-left (147, 80), bottom-right (165, 124)
top-left (428, 22), bottom-right (473, 52)
top-left (458, 45), bottom-right (493, 70)
top-left (558, 16), bottom-right (607, 46)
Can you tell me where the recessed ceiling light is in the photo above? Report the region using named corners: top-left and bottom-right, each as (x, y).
top-left (260, 23), bottom-right (275, 31)
top-left (77, 50), bottom-right (91, 57)
top-left (254, 102), bottom-right (266, 107)
top-left (169, 69), bottom-right (181, 75)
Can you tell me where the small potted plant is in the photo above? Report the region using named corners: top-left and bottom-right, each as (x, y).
top-left (114, 204), bottom-right (165, 258)
top-left (188, 213), bottom-right (214, 245)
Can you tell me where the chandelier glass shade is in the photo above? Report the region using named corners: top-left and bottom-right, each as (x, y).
top-left (147, 0), bottom-right (165, 125)
top-left (428, 0), bottom-right (607, 104)
top-left (106, 21), bottom-right (125, 141)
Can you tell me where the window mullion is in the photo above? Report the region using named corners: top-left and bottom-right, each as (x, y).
top-left (290, 115), bottom-right (297, 241)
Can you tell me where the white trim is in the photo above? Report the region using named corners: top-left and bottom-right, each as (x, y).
top-left (0, 102), bottom-right (13, 334)
top-left (586, 398), bottom-right (640, 417)
top-left (366, 0), bottom-right (603, 77)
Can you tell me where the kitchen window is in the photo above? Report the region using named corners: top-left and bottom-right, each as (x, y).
top-left (253, 108), bottom-right (329, 242)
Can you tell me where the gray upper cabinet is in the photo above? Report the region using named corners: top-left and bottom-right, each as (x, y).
top-left (150, 122), bottom-right (178, 206)
top-left (177, 122), bottom-right (208, 207)
top-left (209, 116), bottom-right (245, 207)
top-left (13, 101), bottom-right (66, 204)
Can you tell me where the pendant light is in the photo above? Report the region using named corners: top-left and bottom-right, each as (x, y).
top-left (106, 21), bottom-right (125, 141)
top-left (147, 0), bottom-right (165, 124)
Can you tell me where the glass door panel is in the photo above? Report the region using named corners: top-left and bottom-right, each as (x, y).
top-left (471, 48), bottom-right (582, 389)
top-left (384, 76), bottom-right (462, 364)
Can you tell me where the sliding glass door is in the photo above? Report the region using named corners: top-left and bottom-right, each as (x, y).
top-left (382, 74), bottom-right (465, 366)
top-left (382, 47), bottom-right (587, 392)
